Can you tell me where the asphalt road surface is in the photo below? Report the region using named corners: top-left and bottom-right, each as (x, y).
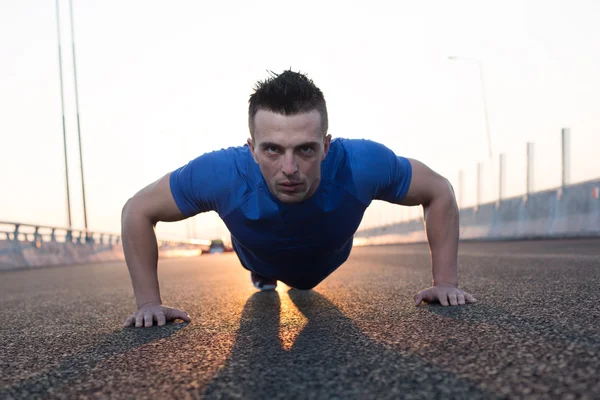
top-left (1, 239), bottom-right (599, 399)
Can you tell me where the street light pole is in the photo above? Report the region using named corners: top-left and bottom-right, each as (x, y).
top-left (68, 0), bottom-right (89, 234)
top-left (54, 0), bottom-right (73, 228)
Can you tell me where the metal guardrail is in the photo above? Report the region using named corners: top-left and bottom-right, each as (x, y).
top-left (0, 221), bottom-right (119, 246)
top-left (0, 221), bottom-right (213, 248)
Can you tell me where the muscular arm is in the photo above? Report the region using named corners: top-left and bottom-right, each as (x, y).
top-left (121, 149), bottom-right (235, 327)
top-left (399, 159), bottom-right (459, 286)
top-left (400, 159), bottom-right (475, 306)
top-left (121, 172), bottom-right (187, 309)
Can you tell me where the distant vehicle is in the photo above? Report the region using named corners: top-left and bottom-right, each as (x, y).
top-left (208, 239), bottom-right (225, 254)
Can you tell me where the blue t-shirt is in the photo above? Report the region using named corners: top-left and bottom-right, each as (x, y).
top-left (169, 138), bottom-right (412, 289)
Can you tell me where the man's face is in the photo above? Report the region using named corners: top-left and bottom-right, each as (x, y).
top-left (248, 109), bottom-right (331, 204)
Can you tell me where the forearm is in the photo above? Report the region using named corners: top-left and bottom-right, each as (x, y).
top-left (423, 190), bottom-right (460, 286)
top-left (122, 202), bottom-right (162, 308)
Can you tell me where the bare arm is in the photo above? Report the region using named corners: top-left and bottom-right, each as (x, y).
top-left (399, 159), bottom-right (459, 285)
top-left (400, 159), bottom-right (475, 306)
top-left (121, 172), bottom-right (187, 309)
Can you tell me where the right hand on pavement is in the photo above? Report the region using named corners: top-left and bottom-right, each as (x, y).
top-left (123, 303), bottom-right (191, 328)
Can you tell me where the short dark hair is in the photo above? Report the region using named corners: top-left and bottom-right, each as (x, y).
top-left (248, 70), bottom-right (329, 138)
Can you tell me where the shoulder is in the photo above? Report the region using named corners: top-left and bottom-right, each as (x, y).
top-left (333, 138), bottom-right (413, 203)
top-left (169, 144), bottom-right (255, 216)
top-left (336, 138), bottom-right (399, 168)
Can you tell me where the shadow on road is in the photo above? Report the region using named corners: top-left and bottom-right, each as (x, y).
top-left (2, 322), bottom-right (188, 398)
top-left (200, 290), bottom-right (497, 399)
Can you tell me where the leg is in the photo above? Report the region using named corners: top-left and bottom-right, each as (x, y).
top-left (231, 236), bottom-right (277, 291)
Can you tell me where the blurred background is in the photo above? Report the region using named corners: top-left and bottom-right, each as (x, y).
top-left (1, 0), bottom-right (599, 244)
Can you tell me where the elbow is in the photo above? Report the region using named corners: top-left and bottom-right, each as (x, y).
top-left (440, 178), bottom-right (459, 210)
top-left (445, 179), bottom-right (458, 205)
top-left (423, 178), bottom-right (458, 214)
top-left (427, 177), bottom-right (456, 203)
top-left (121, 198), bottom-right (134, 230)
top-left (121, 197), bottom-right (145, 225)
top-left (122, 197), bottom-right (134, 220)
top-left (122, 196), bottom-right (159, 227)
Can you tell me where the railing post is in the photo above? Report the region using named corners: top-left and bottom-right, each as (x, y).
top-left (527, 142), bottom-right (535, 196)
top-left (561, 128), bottom-right (570, 188)
top-left (32, 226), bottom-right (42, 248)
top-left (13, 224), bottom-right (20, 241)
top-left (498, 153), bottom-right (506, 204)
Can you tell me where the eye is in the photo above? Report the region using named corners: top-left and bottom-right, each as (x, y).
top-left (266, 146), bottom-right (279, 154)
top-left (299, 146), bottom-right (315, 155)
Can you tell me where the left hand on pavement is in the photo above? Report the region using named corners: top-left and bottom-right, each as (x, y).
top-left (414, 283), bottom-right (476, 306)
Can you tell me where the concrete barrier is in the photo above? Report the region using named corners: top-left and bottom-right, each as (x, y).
top-left (0, 239), bottom-right (206, 271)
top-left (0, 240), bottom-right (120, 270)
top-left (355, 178), bottom-right (600, 245)
top-left (0, 222), bottom-right (208, 271)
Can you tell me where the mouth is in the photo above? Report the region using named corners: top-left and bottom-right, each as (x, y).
top-left (278, 182), bottom-right (303, 192)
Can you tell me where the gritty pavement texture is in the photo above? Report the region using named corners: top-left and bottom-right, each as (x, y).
top-left (1, 239), bottom-right (599, 399)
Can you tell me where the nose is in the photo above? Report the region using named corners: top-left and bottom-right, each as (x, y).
top-left (282, 151), bottom-right (299, 176)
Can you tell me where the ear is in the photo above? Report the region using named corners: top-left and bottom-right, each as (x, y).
top-left (247, 138), bottom-right (259, 163)
top-left (322, 134), bottom-right (332, 160)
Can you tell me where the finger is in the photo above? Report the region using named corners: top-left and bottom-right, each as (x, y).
top-left (144, 313), bottom-right (154, 327)
top-left (156, 312), bottom-right (166, 327)
top-left (123, 316), bottom-right (134, 327)
top-left (465, 293), bottom-right (477, 303)
top-left (448, 293), bottom-right (458, 306)
top-left (415, 289), bottom-right (436, 304)
top-left (414, 292), bottom-right (423, 306)
top-left (169, 309), bottom-right (191, 322)
top-left (135, 315), bottom-right (144, 328)
top-left (457, 293), bottom-right (466, 305)
top-left (438, 292), bottom-right (449, 307)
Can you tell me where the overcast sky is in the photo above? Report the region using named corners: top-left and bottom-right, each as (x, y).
top-left (1, 0), bottom-right (599, 240)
